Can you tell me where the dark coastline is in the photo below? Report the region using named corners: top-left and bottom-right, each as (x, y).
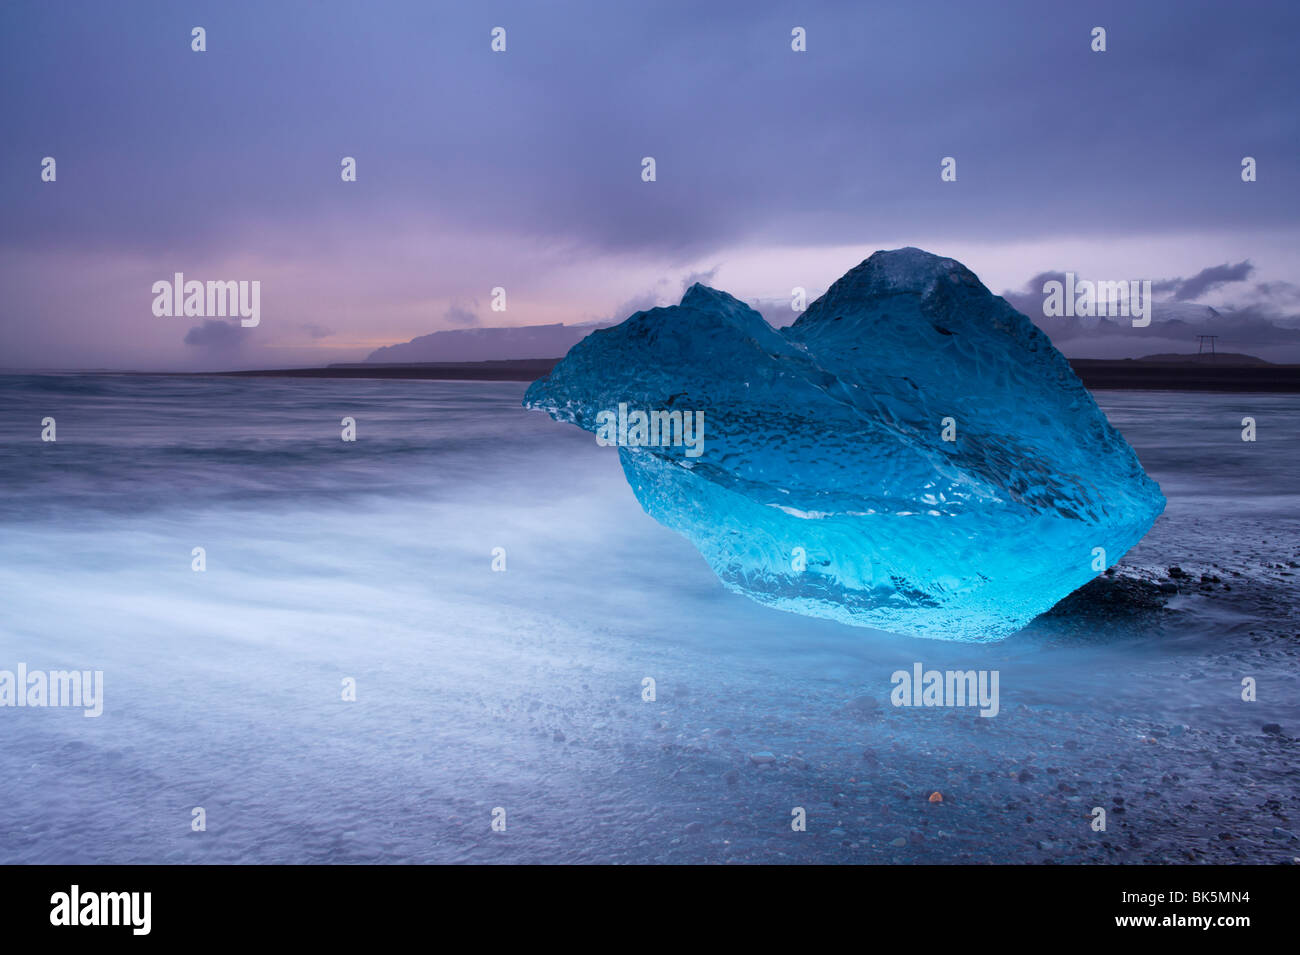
top-left (209, 357), bottom-right (1300, 392)
top-left (215, 358), bottom-right (561, 382)
top-left (1067, 359), bottom-right (1300, 393)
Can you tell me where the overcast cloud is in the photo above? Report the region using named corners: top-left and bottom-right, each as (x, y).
top-left (2, 0), bottom-right (1297, 368)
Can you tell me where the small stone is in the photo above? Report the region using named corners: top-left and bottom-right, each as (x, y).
top-left (1170, 724), bottom-right (1188, 737)
top-left (1262, 723), bottom-right (1283, 736)
top-left (928, 791), bottom-right (943, 803)
top-left (1272, 827), bottom-right (1299, 842)
top-left (749, 751), bottom-right (777, 765)
top-left (788, 756), bottom-right (809, 771)
top-left (890, 837), bottom-right (906, 847)
top-left (1018, 770), bottom-right (1034, 783)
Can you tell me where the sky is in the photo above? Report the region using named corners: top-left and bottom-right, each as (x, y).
top-left (1, 0), bottom-right (1298, 369)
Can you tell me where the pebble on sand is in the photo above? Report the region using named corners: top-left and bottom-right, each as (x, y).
top-left (928, 791), bottom-right (944, 803)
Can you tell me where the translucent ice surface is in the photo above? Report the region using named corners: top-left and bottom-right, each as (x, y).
top-left (524, 248), bottom-right (1166, 641)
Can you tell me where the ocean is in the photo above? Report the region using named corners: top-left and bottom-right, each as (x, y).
top-left (0, 374), bottom-right (1296, 863)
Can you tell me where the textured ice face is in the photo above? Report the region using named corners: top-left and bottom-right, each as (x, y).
top-left (524, 248), bottom-right (1165, 641)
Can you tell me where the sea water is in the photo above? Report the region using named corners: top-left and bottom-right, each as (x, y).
top-left (0, 375), bottom-right (1296, 863)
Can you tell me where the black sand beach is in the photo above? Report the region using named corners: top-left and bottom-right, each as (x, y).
top-left (213, 357), bottom-right (1300, 392)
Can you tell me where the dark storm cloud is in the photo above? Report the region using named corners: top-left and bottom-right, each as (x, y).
top-left (183, 319), bottom-right (242, 350)
top-left (444, 303), bottom-right (480, 328)
top-left (2, 0), bottom-right (1298, 262)
top-left (1001, 272), bottom-right (1065, 321)
top-left (1001, 264), bottom-right (1300, 359)
top-left (1245, 281), bottom-right (1300, 323)
top-left (1166, 261), bottom-right (1255, 301)
top-left (1024, 271), bottom-right (1068, 296)
top-left (1253, 280), bottom-right (1300, 305)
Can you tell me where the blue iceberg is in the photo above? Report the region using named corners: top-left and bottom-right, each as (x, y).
top-left (524, 248), bottom-right (1165, 641)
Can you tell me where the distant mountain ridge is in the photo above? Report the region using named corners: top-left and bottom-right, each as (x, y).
top-left (365, 322), bottom-right (610, 363)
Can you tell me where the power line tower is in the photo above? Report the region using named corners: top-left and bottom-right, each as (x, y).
top-left (1196, 334), bottom-right (1218, 359)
